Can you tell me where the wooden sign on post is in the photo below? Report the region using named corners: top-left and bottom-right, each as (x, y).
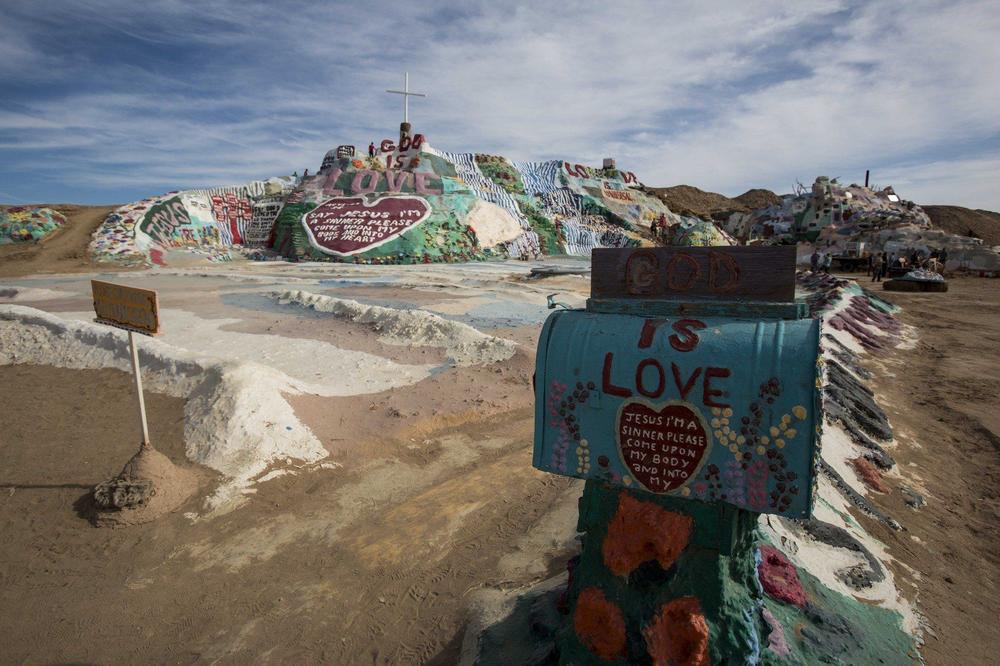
top-left (91, 280), bottom-right (160, 446)
top-left (91, 280), bottom-right (160, 335)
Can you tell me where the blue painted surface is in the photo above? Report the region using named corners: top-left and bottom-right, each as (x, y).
top-left (533, 309), bottom-right (820, 518)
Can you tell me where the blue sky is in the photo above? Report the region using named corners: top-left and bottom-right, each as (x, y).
top-left (2, 0), bottom-right (999, 209)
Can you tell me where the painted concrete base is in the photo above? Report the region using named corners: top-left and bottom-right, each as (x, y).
top-left (462, 480), bottom-right (920, 664)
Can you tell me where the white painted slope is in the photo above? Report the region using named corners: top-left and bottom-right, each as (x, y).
top-left (274, 289), bottom-right (518, 365)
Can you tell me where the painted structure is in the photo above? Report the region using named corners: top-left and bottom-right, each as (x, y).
top-left (723, 178), bottom-right (932, 246)
top-left (534, 310), bottom-right (820, 517)
top-left (521, 247), bottom-right (919, 664)
top-left (89, 176), bottom-right (299, 266)
top-left (0, 206), bottom-right (67, 244)
top-left (723, 176), bottom-right (999, 272)
top-left (91, 133), bottom-right (723, 267)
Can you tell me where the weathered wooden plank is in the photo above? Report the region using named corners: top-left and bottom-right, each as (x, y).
top-left (591, 246), bottom-right (797, 302)
top-left (586, 298), bottom-right (807, 320)
top-left (91, 280), bottom-right (160, 336)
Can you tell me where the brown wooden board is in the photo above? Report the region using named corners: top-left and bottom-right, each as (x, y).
top-left (591, 246), bottom-right (796, 302)
top-left (91, 280), bottom-right (160, 336)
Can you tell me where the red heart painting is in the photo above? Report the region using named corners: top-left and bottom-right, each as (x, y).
top-left (616, 400), bottom-right (712, 493)
top-left (301, 195), bottom-right (431, 256)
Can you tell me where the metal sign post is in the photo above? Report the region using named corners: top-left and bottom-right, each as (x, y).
top-left (532, 247), bottom-right (820, 663)
top-left (91, 280), bottom-right (160, 446)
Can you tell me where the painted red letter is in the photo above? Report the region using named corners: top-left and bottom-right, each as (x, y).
top-left (602, 352), bottom-right (632, 397)
top-left (669, 319), bottom-right (706, 352)
top-left (703, 367), bottom-right (731, 408)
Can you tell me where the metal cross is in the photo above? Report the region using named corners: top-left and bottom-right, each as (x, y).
top-left (386, 72), bottom-right (426, 124)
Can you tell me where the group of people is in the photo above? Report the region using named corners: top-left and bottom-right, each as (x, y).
top-left (809, 250), bottom-right (834, 273)
top-left (866, 247), bottom-right (948, 282)
top-left (649, 214), bottom-right (671, 244)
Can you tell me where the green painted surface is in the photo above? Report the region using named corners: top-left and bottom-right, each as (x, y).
top-left (558, 481), bottom-right (761, 664)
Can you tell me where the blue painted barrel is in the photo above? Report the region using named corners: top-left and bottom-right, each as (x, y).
top-left (533, 308), bottom-right (821, 518)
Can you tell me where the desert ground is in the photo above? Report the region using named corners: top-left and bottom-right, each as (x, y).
top-left (1, 219), bottom-right (998, 663)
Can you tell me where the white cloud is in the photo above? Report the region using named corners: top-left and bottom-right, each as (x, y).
top-left (2, 0), bottom-right (999, 209)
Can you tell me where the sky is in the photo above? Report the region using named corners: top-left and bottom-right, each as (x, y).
top-left (2, 0), bottom-right (999, 209)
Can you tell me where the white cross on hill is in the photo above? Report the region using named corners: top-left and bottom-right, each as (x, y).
top-left (386, 72), bottom-right (426, 124)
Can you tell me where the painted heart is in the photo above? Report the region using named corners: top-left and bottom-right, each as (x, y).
top-left (617, 400), bottom-right (712, 493)
top-left (301, 195), bottom-right (431, 256)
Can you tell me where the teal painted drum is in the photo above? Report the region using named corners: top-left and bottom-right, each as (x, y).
top-left (533, 309), bottom-right (821, 518)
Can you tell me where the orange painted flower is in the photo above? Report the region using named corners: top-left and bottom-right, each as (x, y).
top-left (643, 596), bottom-right (710, 666)
top-left (603, 492), bottom-right (693, 577)
top-left (574, 587), bottom-right (627, 660)
top-left (351, 159), bottom-right (365, 169)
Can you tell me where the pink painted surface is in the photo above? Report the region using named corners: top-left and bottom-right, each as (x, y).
top-left (757, 545), bottom-right (808, 607)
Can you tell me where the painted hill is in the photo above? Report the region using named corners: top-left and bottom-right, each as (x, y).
top-left (1, 206), bottom-right (67, 244)
top-left (87, 134), bottom-right (733, 267)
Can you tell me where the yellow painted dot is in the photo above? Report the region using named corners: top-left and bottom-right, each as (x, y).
top-left (577, 467), bottom-right (584, 474)
top-left (681, 487), bottom-right (691, 496)
top-left (723, 407), bottom-right (733, 418)
top-left (757, 446), bottom-right (766, 455)
top-left (728, 431), bottom-right (738, 442)
top-left (785, 428), bottom-right (797, 438)
top-left (576, 447), bottom-right (583, 455)
top-left (623, 476), bottom-right (632, 486)
top-left (781, 414), bottom-right (791, 424)
top-left (776, 439), bottom-right (785, 449)
top-left (714, 430), bottom-right (724, 440)
top-left (729, 443), bottom-right (738, 453)
top-left (712, 407), bottom-right (722, 416)
top-left (734, 453), bottom-right (743, 461)
top-left (711, 418), bottom-right (721, 428)
top-left (761, 436), bottom-right (770, 444)
top-left (770, 426), bottom-right (780, 437)
top-left (737, 435), bottom-right (745, 444)
top-left (779, 422), bottom-right (788, 432)
top-left (580, 439), bottom-right (589, 447)
top-left (721, 418), bottom-right (729, 427)
top-left (723, 426), bottom-right (730, 435)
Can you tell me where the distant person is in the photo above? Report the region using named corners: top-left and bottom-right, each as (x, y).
top-left (866, 253), bottom-right (874, 276)
top-left (368, 142), bottom-right (376, 158)
top-left (822, 252), bottom-right (833, 273)
top-left (810, 249), bottom-right (820, 272)
top-left (940, 248), bottom-right (949, 267)
top-left (650, 217), bottom-right (659, 241)
top-left (872, 252), bottom-right (887, 282)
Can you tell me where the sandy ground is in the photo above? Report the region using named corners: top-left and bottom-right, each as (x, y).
top-left (0, 255), bottom-right (996, 663)
top-left (0, 262), bottom-right (586, 663)
top-left (0, 365), bottom-right (577, 663)
top-left (857, 276), bottom-right (1000, 665)
top-left (0, 366), bottom-right (575, 664)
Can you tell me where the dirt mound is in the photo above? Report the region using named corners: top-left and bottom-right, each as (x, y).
top-left (734, 188), bottom-right (781, 210)
top-left (646, 185), bottom-right (745, 219)
top-left (646, 185), bottom-right (779, 221)
top-left (0, 203), bottom-right (121, 278)
top-left (922, 205), bottom-right (1000, 246)
top-left (92, 442), bottom-right (199, 527)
